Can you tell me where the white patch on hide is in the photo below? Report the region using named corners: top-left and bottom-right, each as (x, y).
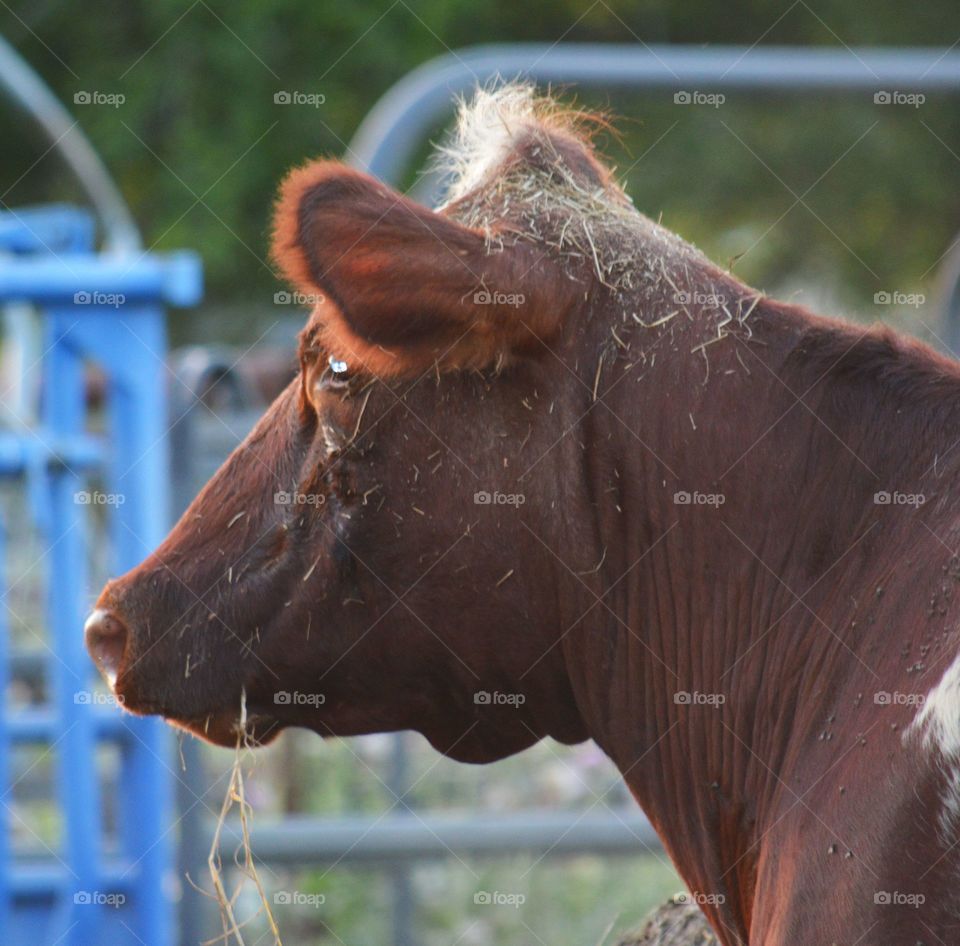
top-left (907, 653), bottom-right (960, 840)
top-left (911, 655), bottom-right (960, 757)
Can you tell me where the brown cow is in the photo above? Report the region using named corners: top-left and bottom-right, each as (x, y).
top-left (85, 86), bottom-right (960, 945)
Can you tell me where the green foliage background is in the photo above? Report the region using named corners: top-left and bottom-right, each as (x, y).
top-left (2, 0), bottom-right (960, 345)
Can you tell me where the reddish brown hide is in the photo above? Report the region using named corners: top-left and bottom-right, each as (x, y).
top-left (85, 89), bottom-right (960, 945)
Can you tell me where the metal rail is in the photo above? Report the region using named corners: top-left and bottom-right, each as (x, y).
top-left (347, 44), bottom-right (960, 186)
top-left (215, 810), bottom-right (660, 865)
top-left (0, 35), bottom-right (141, 253)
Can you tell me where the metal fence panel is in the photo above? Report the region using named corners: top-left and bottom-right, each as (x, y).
top-left (0, 204), bottom-right (201, 946)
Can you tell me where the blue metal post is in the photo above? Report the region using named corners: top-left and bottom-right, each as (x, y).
top-left (99, 304), bottom-right (176, 946)
top-left (43, 308), bottom-right (103, 946)
top-left (0, 522), bottom-right (9, 939)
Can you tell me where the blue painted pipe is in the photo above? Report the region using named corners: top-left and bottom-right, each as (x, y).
top-left (0, 253), bottom-right (203, 307)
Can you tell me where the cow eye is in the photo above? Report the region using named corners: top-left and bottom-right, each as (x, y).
top-left (305, 353), bottom-right (351, 407)
top-left (324, 355), bottom-right (351, 389)
top-left (327, 356), bottom-right (350, 379)
top-left (303, 350), bottom-right (358, 417)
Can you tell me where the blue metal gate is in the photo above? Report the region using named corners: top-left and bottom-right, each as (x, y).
top-left (0, 204), bottom-right (201, 945)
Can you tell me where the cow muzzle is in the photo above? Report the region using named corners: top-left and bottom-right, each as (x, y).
top-left (84, 608), bottom-right (129, 688)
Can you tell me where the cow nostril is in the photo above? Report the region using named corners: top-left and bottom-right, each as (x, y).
top-left (84, 609), bottom-right (129, 687)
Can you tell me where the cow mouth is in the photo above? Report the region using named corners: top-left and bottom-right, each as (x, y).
top-left (100, 648), bottom-right (285, 747)
top-left (110, 680), bottom-right (284, 748)
top-left (165, 704), bottom-right (285, 748)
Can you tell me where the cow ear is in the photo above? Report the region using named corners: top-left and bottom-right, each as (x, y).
top-left (271, 162), bottom-right (575, 377)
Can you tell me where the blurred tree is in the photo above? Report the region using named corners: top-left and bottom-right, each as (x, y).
top-left (1, 0), bottom-right (959, 334)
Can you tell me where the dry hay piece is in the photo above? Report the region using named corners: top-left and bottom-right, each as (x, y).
top-left (616, 896), bottom-right (719, 946)
top-left (188, 691), bottom-right (283, 946)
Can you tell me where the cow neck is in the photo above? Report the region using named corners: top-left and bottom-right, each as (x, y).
top-left (555, 290), bottom-right (960, 944)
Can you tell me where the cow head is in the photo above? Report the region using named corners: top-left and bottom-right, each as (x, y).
top-left (84, 87), bottom-right (640, 761)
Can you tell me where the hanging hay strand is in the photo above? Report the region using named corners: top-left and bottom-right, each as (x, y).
top-left (193, 691), bottom-right (283, 946)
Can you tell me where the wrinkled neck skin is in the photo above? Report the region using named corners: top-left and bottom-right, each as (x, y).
top-left (536, 276), bottom-right (960, 944)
